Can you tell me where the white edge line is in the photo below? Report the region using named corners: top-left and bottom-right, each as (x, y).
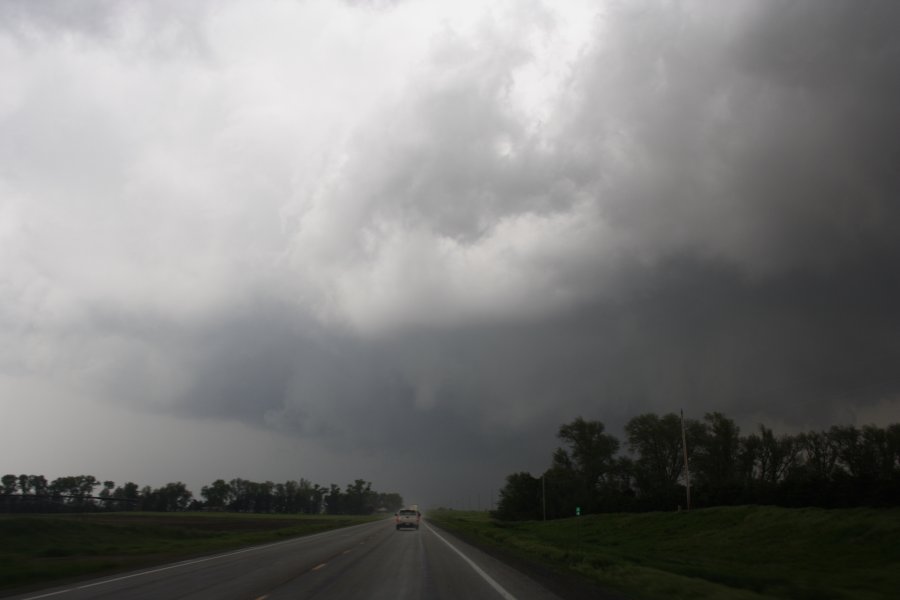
top-left (424, 523), bottom-right (518, 600)
top-left (19, 518), bottom-right (386, 600)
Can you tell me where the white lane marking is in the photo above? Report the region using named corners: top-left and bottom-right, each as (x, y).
top-left (424, 523), bottom-right (518, 600)
top-left (18, 519), bottom-right (387, 600)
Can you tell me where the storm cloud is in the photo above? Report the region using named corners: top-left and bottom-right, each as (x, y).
top-left (2, 0), bottom-right (899, 505)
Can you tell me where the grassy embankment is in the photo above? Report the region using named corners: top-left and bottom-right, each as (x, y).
top-left (0, 512), bottom-right (379, 593)
top-left (427, 505), bottom-right (900, 600)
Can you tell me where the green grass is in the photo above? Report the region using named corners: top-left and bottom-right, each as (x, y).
top-left (427, 506), bottom-right (900, 600)
top-left (0, 512), bottom-right (379, 592)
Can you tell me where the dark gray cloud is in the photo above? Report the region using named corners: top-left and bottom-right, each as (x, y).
top-left (2, 0), bottom-right (899, 505)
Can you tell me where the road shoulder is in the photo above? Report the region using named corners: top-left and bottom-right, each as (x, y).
top-left (425, 519), bottom-right (626, 600)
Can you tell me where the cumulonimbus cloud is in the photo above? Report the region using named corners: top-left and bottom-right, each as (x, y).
top-left (2, 0), bottom-right (899, 491)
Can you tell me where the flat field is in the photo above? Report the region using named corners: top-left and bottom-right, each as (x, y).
top-left (0, 512), bottom-right (379, 593)
top-left (427, 505), bottom-right (900, 600)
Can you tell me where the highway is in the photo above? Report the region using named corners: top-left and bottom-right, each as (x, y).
top-left (5, 518), bottom-right (564, 600)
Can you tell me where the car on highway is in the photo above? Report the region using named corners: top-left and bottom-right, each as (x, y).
top-left (395, 508), bottom-right (421, 530)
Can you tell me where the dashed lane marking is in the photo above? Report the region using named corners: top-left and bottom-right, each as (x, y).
top-left (17, 519), bottom-right (388, 600)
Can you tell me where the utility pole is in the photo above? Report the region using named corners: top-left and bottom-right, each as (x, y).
top-left (681, 409), bottom-right (691, 511)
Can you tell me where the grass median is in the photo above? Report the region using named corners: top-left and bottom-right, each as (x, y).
top-left (0, 512), bottom-right (380, 593)
top-left (427, 505), bottom-right (900, 600)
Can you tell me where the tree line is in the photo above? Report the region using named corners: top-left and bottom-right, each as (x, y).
top-left (0, 474), bottom-right (403, 515)
top-left (496, 414), bottom-right (900, 520)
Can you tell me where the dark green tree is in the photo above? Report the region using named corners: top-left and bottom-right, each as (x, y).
top-left (1, 474), bottom-right (17, 495)
top-left (201, 479), bottom-right (234, 510)
top-left (377, 492), bottom-right (404, 513)
top-left (28, 475), bottom-right (48, 497)
top-left (112, 482), bottom-right (140, 510)
top-left (325, 484), bottom-right (344, 514)
top-left (625, 413), bottom-right (685, 509)
top-left (345, 479), bottom-right (374, 514)
top-left (145, 482), bottom-right (192, 511)
top-left (496, 472), bottom-right (541, 521)
top-left (693, 412), bottom-right (742, 505)
top-left (554, 417), bottom-right (621, 512)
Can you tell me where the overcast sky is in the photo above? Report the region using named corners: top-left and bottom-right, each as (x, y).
top-left (2, 0), bottom-right (899, 508)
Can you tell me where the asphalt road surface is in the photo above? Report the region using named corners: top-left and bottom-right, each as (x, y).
top-left (5, 518), bottom-right (564, 600)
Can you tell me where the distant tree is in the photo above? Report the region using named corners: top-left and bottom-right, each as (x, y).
top-left (540, 462), bottom-right (580, 519)
top-left (693, 412), bottom-right (742, 505)
top-left (554, 417), bottom-right (621, 512)
top-left (625, 413), bottom-right (685, 509)
top-left (310, 483), bottom-right (325, 514)
top-left (825, 424), bottom-right (900, 506)
top-left (780, 430), bottom-right (839, 506)
top-left (272, 482), bottom-right (288, 513)
top-left (139, 486), bottom-right (155, 510)
top-left (606, 456), bottom-right (638, 510)
top-left (829, 426), bottom-right (866, 479)
top-left (49, 477), bottom-right (67, 501)
top-left (228, 478), bottom-right (252, 512)
top-left (798, 430), bottom-right (840, 481)
top-left (111, 482), bottom-right (140, 510)
top-left (168, 482), bottom-right (193, 511)
top-left (256, 481), bottom-right (275, 513)
top-left (861, 425), bottom-right (896, 482)
top-left (146, 482), bottom-right (192, 512)
top-left (274, 479), bottom-right (318, 514)
top-left (295, 479), bottom-right (318, 513)
top-left (1, 475), bottom-right (17, 495)
top-left (201, 479), bottom-right (234, 510)
top-left (1, 474), bottom-right (399, 514)
top-left (98, 480), bottom-right (115, 509)
top-left (325, 484), bottom-right (344, 514)
top-left (0, 475), bottom-right (19, 512)
top-left (47, 475), bottom-right (98, 506)
top-left (29, 475), bottom-right (48, 497)
top-left (887, 424), bottom-right (900, 477)
top-left (345, 479), bottom-right (374, 514)
top-left (496, 472), bottom-right (541, 521)
top-left (376, 492), bottom-right (404, 513)
top-left (735, 426), bottom-right (798, 504)
top-left (758, 426), bottom-right (798, 485)
top-left (220, 478), bottom-right (276, 513)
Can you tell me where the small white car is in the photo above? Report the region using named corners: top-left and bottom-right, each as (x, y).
top-left (395, 508), bottom-right (420, 530)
